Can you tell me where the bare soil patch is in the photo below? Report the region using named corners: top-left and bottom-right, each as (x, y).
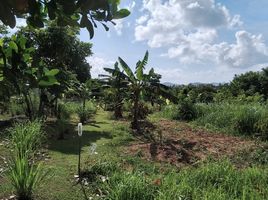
top-left (126, 119), bottom-right (257, 167)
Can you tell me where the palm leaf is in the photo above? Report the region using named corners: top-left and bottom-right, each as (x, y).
top-left (118, 57), bottom-right (135, 82)
top-left (136, 51), bottom-right (149, 80)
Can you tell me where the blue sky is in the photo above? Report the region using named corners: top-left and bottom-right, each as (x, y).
top-left (82, 0), bottom-right (268, 84)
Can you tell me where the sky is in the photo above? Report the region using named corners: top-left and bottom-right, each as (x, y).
top-left (82, 0), bottom-right (268, 84)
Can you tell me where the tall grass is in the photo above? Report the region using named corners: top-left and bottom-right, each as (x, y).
top-left (194, 103), bottom-right (267, 136)
top-left (91, 159), bottom-right (268, 200)
top-left (157, 160), bottom-right (268, 200)
top-left (8, 121), bottom-right (47, 200)
top-left (104, 172), bottom-right (157, 200)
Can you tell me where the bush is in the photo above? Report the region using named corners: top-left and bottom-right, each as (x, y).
top-left (76, 105), bottom-right (96, 123)
top-left (8, 121), bottom-right (47, 200)
top-left (9, 121), bottom-right (44, 158)
top-left (160, 104), bottom-right (180, 120)
top-left (159, 101), bottom-right (197, 121)
top-left (234, 107), bottom-right (260, 135)
top-left (57, 103), bottom-right (72, 120)
top-left (177, 101), bottom-right (197, 121)
top-left (255, 110), bottom-right (268, 139)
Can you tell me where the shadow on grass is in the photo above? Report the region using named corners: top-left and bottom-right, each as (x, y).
top-left (47, 128), bottom-right (113, 155)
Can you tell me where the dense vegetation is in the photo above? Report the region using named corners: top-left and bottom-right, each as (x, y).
top-left (1, 1), bottom-right (268, 200)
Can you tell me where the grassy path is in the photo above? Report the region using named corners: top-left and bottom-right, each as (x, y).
top-left (0, 111), bottom-right (116, 200)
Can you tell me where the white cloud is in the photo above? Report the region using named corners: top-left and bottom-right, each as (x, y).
top-left (215, 31), bottom-right (268, 68)
top-left (134, 0), bottom-right (268, 70)
top-left (136, 15), bottom-right (149, 25)
top-left (86, 56), bottom-right (114, 78)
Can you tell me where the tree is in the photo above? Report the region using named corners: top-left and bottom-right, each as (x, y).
top-left (230, 71), bottom-right (262, 97)
top-left (0, 0), bottom-right (130, 39)
top-left (0, 34), bottom-right (60, 120)
top-left (110, 51), bottom-right (177, 130)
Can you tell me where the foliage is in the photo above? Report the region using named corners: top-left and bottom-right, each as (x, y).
top-left (9, 157), bottom-right (46, 200)
top-left (159, 101), bottom-right (197, 121)
top-left (9, 121), bottom-right (44, 158)
top-left (255, 111), bottom-right (268, 139)
top-left (0, 34), bottom-right (60, 120)
top-left (104, 51), bottom-right (176, 130)
top-left (233, 106), bottom-right (261, 135)
top-left (176, 100), bottom-right (197, 121)
top-left (100, 62), bottom-right (129, 119)
top-left (76, 102), bottom-right (96, 123)
top-left (104, 171), bottom-right (157, 200)
top-left (0, 0), bottom-right (130, 39)
top-left (194, 103), bottom-right (267, 136)
top-left (8, 120), bottom-right (47, 200)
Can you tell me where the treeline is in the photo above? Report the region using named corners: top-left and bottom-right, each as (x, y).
top-left (169, 67), bottom-right (268, 104)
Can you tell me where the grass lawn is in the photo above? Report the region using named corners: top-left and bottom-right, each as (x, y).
top-left (1, 110), bottom-right (268, 199)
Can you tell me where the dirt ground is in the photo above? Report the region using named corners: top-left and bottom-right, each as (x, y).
top-left (126, 119), bottom-right (258, 167)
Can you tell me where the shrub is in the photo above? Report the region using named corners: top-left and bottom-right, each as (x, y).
top-left (233, 107), bottom-right (260, 135)
top-left (177, 100), bottom-right (197, 121)
top-left (9, 121), bottom-right (44, 158)
top-left (8, 121), bottom-right (47, 200)
top-left (76, 106), bottom-right (92, 123)
top-left (255, 110), bottom-right (268, 139)
top-left (160, 104), bottom-right (180, 120)
top-left (9, 157), bottom-right (46, 200)
top-left (57, 103), bottom-right (72, 120)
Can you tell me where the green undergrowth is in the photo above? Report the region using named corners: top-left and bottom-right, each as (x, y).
top-left (1, 110), bottom-right (268, 199)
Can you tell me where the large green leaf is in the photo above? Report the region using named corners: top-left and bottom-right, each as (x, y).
top-left (9, 41), bottom-right (18, 53)
top-left (0, 39), bottom-right (3, 47)
top-left (136, 51), bottom-right (149, 81)
top-left (45, 69), bottom-right (60, 76)
top-left (113, 9), bottom-right (130, 19)
top-left (39, 76), bottom-right (59, 87)
top-left (118, 57), bottom-right (135, 82)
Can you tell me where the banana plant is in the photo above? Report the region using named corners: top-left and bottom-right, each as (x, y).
top-left (116, 51), bottom-right (177, 130)
top-left (99, 62), bottom-right (129, 119)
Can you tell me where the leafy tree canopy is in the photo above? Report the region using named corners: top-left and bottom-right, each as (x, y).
top-left (0, 0), bottom-right (130, 39)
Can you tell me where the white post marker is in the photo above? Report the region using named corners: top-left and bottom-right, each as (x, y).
top-left (78, 123), bottom-right (83, 136)
top-left (77, 123), bottom-right (83, 179)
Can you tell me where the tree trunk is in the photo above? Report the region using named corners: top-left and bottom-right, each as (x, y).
top-left (22, 92), bottom-right (33, 121)
top-left (114, 105), bottom-right (123, 119)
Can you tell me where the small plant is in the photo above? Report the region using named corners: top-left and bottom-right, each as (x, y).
top-left (8, 121), bottom-right (47, 200)
top-left (76, 106), bottom-right (92, 123)
top-left (9, 157), bottom-right (46, 200)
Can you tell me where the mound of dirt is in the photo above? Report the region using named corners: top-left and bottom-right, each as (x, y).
top-left (126, 119), bottom-right (257, 167)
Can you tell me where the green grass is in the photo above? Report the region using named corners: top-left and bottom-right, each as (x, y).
top-left (1, 110), bottom-right (268, 199)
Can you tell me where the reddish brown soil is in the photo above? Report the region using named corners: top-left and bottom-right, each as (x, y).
top-left (126, 119), bottom-right (257, 167)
